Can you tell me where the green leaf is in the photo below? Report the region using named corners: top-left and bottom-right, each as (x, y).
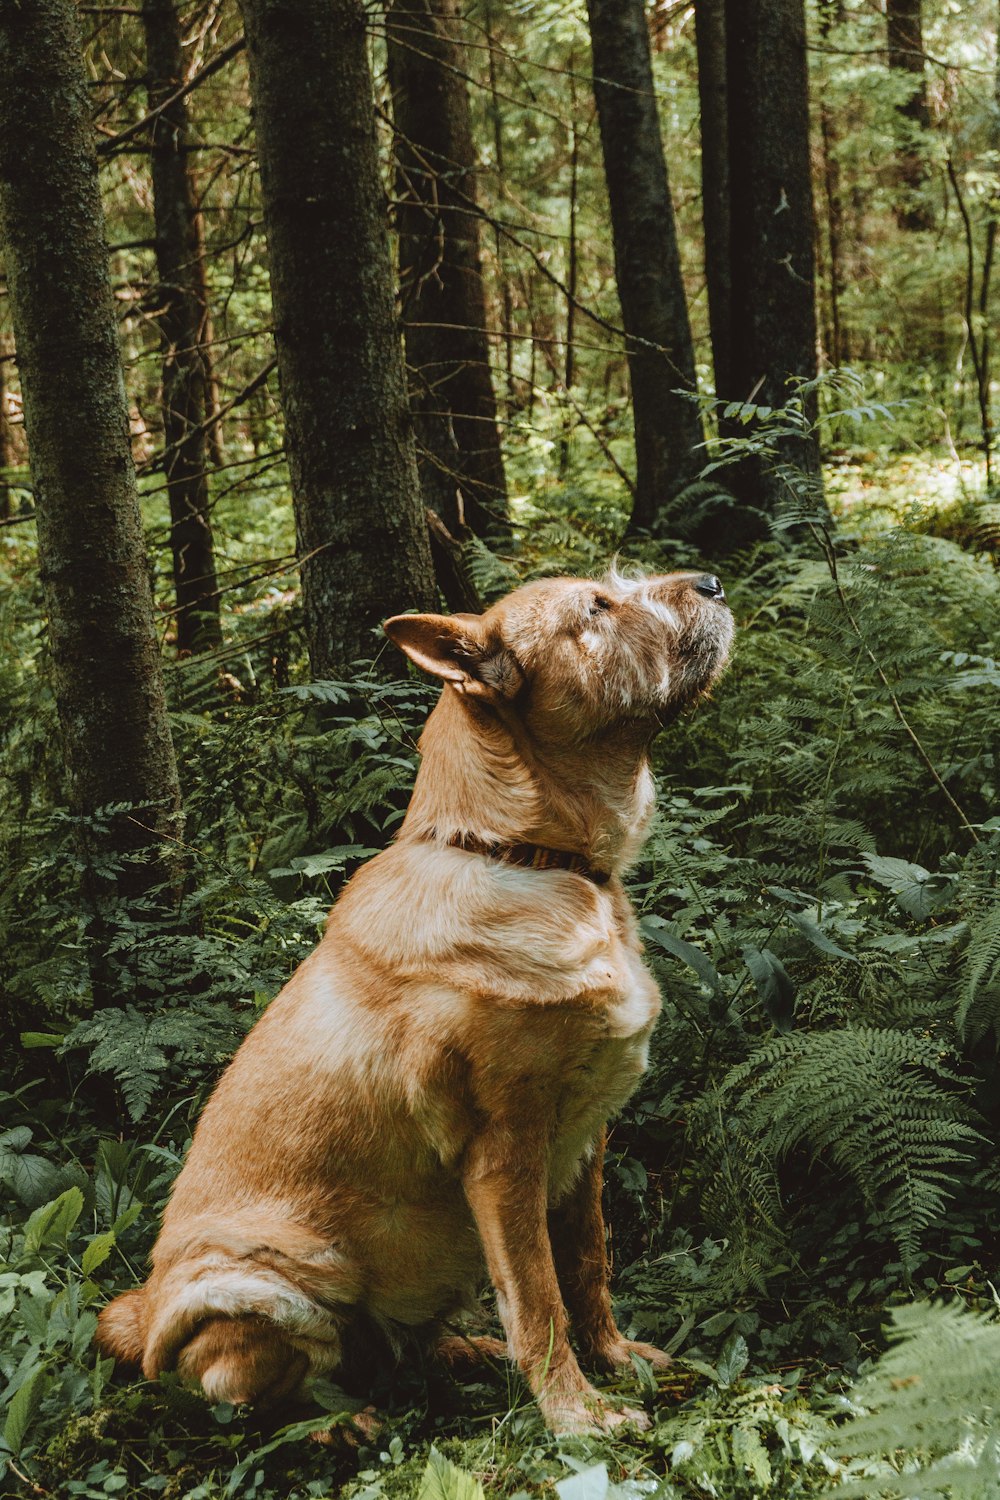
top-left (640, 917), bottom-right (722, 995)
top-left (743, 945), bottom-right (796, 1032)
top-left (3, 1365), bottom-right (50, 1456)
top-left (111, 1202), bottom-right (143, 1237)
top-left (715, 1333), bottom-right (749, 1386)
top-left (23, 1187), bottom-right (84, 1254)
top-left (628, 1351), bottom-right (658, 1398)
top-left (555, 1466), bottom-right (608, 1500)
top-left (862, 853), bottom-right (930, 890)
top-left (223, 1414), bottom-right (352, 1497)
top-left (19, 1031), bottom-right (66, 1049)
top-left (81, 1231), bottom-right (116, 1277)
top-left (862, 853), bottom-right (956, 919)
top-left (270, 845), bottom-right (379, 880)
top-left (700, 1310), bottom-right (738, 1337)
top-left (2, 1154), bottom-right (64, 1211)
top-left (418, 1448), bottom-right (487, 1500)
top-left (787, 911), bottom-right (854, 960)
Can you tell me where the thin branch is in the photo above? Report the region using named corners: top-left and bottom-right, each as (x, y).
top-left (96, 36), bottom-right (245, 157)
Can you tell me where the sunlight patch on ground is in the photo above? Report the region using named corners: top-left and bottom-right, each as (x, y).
top-left (826, 450), bottom-right (986, 525)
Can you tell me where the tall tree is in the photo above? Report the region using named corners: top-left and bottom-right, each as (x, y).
top-left (0, 0), bottom-right (183, 961)
top-left (386, 0), bottom-right (509, 540)
top-left (142, 0), bottom-right (222, 655)
top-left (0, 332), bottom-right (12, 522)
top-left (886, 0), bottom-right (932, 230)
top-left (817, 0), bottom-right (849, 366)
top-left (694, 0), bottom-right (732, 401)
top-left (238, 0), bottom-right (437, 673)
top-left (723, 0), bottom-right (824, 519)
top-left (587, 0), bottom-right (704, 533)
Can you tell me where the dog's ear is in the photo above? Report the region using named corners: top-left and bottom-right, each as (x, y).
top-left (384, 613), bottom-right (522, 699)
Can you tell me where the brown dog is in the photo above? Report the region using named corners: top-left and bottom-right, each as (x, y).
top-left (96, 569), bottom-right (733, 1432)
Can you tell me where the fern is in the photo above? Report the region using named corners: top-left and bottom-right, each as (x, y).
top-left (62, 1002), bottom-right (245, 1120)
top-left (832, 1301), bottom-right (1000, 1496)
top-left (721, 1027), bottom-right (981, 1260)
top-left (957, 892), bottom-right (1000, 1045)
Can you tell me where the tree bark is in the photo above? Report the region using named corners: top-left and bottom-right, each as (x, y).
top-left (694, 0), bottom-right (732, 401)
top-left (142, 0), bottom-right (222, 655)
top-left (587, 0), bottom-right (704, 533)
top-left (192, 205), bottom-right (226, 469)
top-left (886, 0), bottom-right (932, 231)
top-left (237, 0), bottom-right (436, 674)
top-left (386, 0), bottom-right (509, 540)
top-left (724, 0), bottom-right (825, 519)
top-left (0, 331), bottom-right (11, 521)
top-left (0, 0), bottom-right (183, 955)
top-left (483, 0), bottom-right (515, 409)
top-left (560, 70), bottom-right (580, 477)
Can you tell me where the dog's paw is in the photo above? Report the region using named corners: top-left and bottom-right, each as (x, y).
top-left (435, 1333), bottom-right (509, 1371)
top-left (310, 1405), bottom-right (382, 1448)
top-left (542, 1391), bottom-right (651, 1435)
top-left (586, 1338), bottom-right (672, 1374)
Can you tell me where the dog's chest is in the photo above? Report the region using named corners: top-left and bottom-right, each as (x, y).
top-left (548, 950), bottom-right (660, 1184)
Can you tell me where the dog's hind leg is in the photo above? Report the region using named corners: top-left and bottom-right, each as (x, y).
top-left (176, 1315), bottom-right (311, 1407)
top-left (96, 1287), bottom-right (148, 1367)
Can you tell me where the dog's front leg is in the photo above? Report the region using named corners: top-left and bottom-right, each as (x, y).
top-left (463, 1135), bottom-right (643, 1433)
top-left (548, 1127), bottom-right (671, 1375)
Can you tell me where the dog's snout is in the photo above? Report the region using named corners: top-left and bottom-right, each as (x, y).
top-left (693, 574), bottom-right (725, 601)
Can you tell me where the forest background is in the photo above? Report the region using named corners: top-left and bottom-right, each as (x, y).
top-left (1, 0), bottom-right (1000, 1495)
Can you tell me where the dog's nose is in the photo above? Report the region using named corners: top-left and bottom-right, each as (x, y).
top-left (693, 574), bottom-right (725, 601)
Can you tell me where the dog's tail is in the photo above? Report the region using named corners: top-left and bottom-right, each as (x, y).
top-left (95, 1287), bottom-right (148, 1368)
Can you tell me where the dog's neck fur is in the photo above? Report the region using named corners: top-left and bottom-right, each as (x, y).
top-left (398, 686), bottom-right (656, 874)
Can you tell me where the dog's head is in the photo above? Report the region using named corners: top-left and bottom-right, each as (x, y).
top-left (385, 569), bottom-right (733, 745)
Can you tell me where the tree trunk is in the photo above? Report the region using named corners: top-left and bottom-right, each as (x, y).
top-left (587, 0), bottom-right (705, 533)
top-left (560, 70), bottom-right (580, 477)
top-left (192, 206), bottom-right (226, 469)
top-left (724, 0), bottom-right (825, 520)
top-left (237, 0), bottom-right (436, 674)
top-left (142, 0), bottom-right (222, 655)
top-left (0, 0), bottom-right (183, 977)
top-left (483, 0), bottom-right (515, 409)
top-left (386, 0), bottom-right (509, 540)
top-left (0, 331), bottom-right (11, 521)
top-left (817, 0), bottom-right (848, 366)
top-left (886, 0), bottom-right (932, 231)
top-left (694, 0), bottom-right (732, 400)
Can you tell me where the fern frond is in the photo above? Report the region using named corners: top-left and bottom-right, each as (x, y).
top-left (722, 1027), bottom-right (980, 1259)
top-left (832, 1301), bottom-right (1000, 1497)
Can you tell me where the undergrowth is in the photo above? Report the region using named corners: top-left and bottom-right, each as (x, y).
top-left (2, 429), bottom-right (999, 1496)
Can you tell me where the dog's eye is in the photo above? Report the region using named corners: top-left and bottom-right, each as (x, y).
top-left (590, 594), bottom-right (613, 615)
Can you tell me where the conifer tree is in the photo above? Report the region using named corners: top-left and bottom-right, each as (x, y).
top-left (0, 0), bottom-right (184, 989)
top-left (238, 0), bottom-right (437, 673)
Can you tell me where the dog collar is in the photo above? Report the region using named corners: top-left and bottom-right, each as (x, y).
top-left (442, 830), bottom-right (611, 886)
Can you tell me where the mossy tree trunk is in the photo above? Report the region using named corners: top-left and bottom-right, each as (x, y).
top-left (0, 329), bottom-right (12, 521)
top-left (723, 0), bottom-right (825, 521)
top-left (886, 0), bottom-right (931, 231)
top-left (386, 0), bottom-right (509, 541)
top-left (142, 0), bottom-right (222, 655)
top-left (694, 0), bottom-right (732, 403)
top-left (586, 0), bottom-right (704, 533)
top-left (0, 0), bottom-right (183, 993)
top-left (238, 0), bottom-right (436, 674)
